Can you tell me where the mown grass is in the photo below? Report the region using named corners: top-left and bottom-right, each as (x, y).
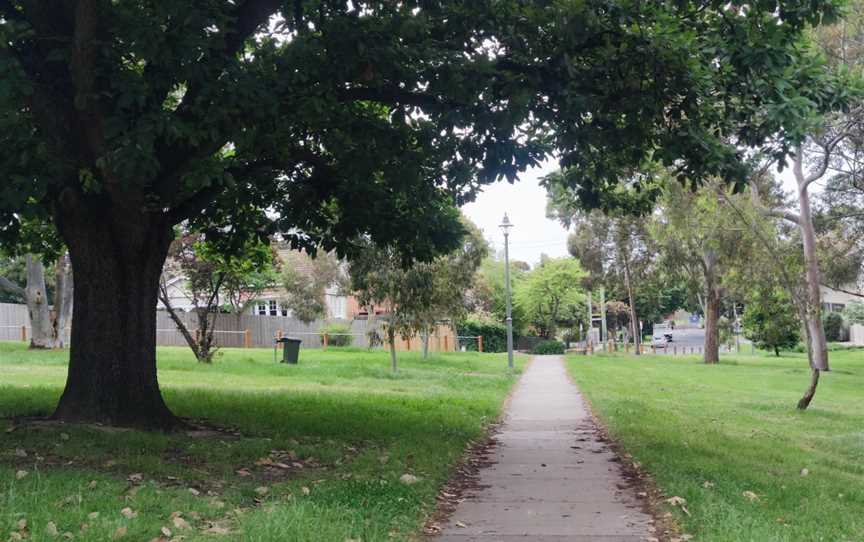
top-left (567, 349), bottom-right (864, 542)
top-left (0, 342), bottom-right (523, 541)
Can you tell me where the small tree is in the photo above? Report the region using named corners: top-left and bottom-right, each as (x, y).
top-left (350, 216), bottom-right (487, 368)
top-left (823, 312), bottom-right (845, 342)
top-left (844, 301), bottom-right (864, 326)
top-left (158, 233), bottom-right (276, 363)
top-left (742, 287), bottom-right (801, 356)
top-left (514, 258), bottom-right (586, 339)
top-left (281, 251), bottom-right (346, 325)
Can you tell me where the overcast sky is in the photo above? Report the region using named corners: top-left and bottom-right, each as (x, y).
top-left (461, 159), bottom-right (806, 268)
top-left (462, 159), bottom-right (571, 267)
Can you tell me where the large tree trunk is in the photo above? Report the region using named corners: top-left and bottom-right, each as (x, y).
top-left (622, 255), bottom-right (640, 355)
top-left (702, 250), bottom-right (720, 364)
top-left (52, 193), bottom-right (177, 429)
top-left (24, 255), bottom-right (56, 349)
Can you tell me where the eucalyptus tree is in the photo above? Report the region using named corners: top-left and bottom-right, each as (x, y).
top-left (0, 1), bottom-right (843, 427)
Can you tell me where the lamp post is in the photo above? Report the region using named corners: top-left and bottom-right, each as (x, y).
top-left (500, 214), bottom-right (514, 369)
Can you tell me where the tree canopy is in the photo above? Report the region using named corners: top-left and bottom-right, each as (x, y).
top-left (0, 0), bottom-right (848, 427)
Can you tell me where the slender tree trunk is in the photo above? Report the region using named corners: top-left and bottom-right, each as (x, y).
top-left (797, 368), bottom-right (820, 410)
top-left (52, 253), bottom-right (74, 348)
top-left (796, 168), bottom-right (829, 373)
top-left (702, 250), bottom-right (720, 364)
top-left (422, 325), bottom-right (430, 360)
top-left (24, 255), bottom-right (56, 349)
top-left (52, 192), bottom-right (177, 429)
top-left (388, 326), bottom-right (397, 373)
top-left (622, 255), bottom-right (640, 355)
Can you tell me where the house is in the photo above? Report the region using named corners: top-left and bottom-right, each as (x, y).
top-left (821, 284), bottom-right (863, 314)
top-left (158, 244), bottom-right (358, 321)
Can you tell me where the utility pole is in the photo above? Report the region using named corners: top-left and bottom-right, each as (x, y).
top-left (500, 214), bottom-right (514, 370)
top-left (587, 290), bottom-right (593, 351)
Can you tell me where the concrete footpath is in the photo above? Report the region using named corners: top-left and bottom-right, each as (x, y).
top-left (434, 355), bottom-right (656, 541)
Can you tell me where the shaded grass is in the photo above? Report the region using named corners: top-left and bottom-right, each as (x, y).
top-left (0, 342), bottom-right (523, 541)
top-left (566, 350), bottom-right (864, 542)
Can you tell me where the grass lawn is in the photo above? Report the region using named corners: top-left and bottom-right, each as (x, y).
top-left (567, 349), bottom-right (864, 542)
top-left (0, 342), bottom-right (523, 541)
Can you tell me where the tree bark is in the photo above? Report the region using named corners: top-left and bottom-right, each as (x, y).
top-left (797, 368), bottom-right (820, 410)
top-left (622, 255), bottom-right (640, 355)
top-left (52, 253), bottom-right (74, 348)
top-left (24, 255), bottom-right (56, 349)
top-left (795, 157), bottom-right (829, 372)
top-left (52, 191), bottom-right (177, 429)
top-left (388, 326), bottom-right (398, 373)
top-left (421, 325), bottom-right (430, 360)
top-left (702, 250), bottom-right (720, 364)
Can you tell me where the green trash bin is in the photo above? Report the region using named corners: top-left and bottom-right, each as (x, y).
top-left (276, 338), bottom-right (302, 364)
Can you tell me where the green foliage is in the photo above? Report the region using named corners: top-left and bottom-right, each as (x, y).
top-left (822, 311), bottom-right (845, 341)
top-left (282, 251), bottom-right (345, 324)
top-left (843, 301), bottom-right (864, 325)
top-left (742, 287), bottom-right (800, 355)
top-left (514, 258), bottom-right (586, 339)
top-left (532, 340), bottom-right (566, 355)
top-left (321, 323), bottom-right (353, 347)
top-left (470, 256), bottom-right (529, 335)
top-left (457, 318), bottom-right (510, 353)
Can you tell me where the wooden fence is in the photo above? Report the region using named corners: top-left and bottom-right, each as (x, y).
top-left (0, 303), bottom-right (457, 352)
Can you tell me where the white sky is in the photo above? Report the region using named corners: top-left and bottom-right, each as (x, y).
top-left (461, 160), bottom-right (805, 269)
top-left (462, 159), bottom-right (570, 267)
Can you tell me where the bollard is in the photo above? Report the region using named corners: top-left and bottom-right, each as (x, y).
top-left (323, 332), bottom-right (329, 349)
top-left (444, 335), bottom-right (449, 352)
top-left (478, 335), bottom-right (483, 353)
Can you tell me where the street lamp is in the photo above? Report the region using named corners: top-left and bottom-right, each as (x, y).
top-left (500, 214), bottom-right (514, 369)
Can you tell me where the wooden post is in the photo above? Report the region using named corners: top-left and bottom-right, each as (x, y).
top-left (21, 325), bottom-right (27, 342)
top-left (444, 335), bottom-right (449, 352)
top-left (478, 335), bottom-right (483, 353)
top-left (244, 329), bottom-right (252, 348)
top-left (625, 343), bottom-right (630, 353)
top-left (323, 333), bottom-right (329, 349)
top-left (276, 329), bottom-right (283, 341)
top-left (651, 344), bottom-right (656, 354)
top-left (673, 345), bottom-right (677, 355)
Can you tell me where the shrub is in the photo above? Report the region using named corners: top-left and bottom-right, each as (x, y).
top-left (532, 340), bottom-right (566, 355)
top-left (457, 318), bottom-right (511, 352)
top-left (322, 323), bottom-right (353, 347)
top-left (823, 312), bottom-right (845, 342)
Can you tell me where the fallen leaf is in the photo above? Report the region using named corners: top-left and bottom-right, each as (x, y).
top-left (87, 480), bottom-right (98, 489)
top-left (62, 532), bottom-right (73, 540)
top-left (87, 512), bottom-right (99, 520)
top-left (15, 470), bottom-right (29, 480)
top-left (112, 526), bottom-right (127, 539)
top-left (127, 473), bottom-right (144, 484)
top-left (399, 474), bottom-right (419, 485)
top-left (235, 468), bottom-right (251, 477)
top-left (8, 532), bottom-right (23, 541)
top-left (665, 496), bottom-right (687, 506)
top-left (301, 486), bottom-right (310, 496)
top-left (160, 527), bottom-right (172, 537)
top-left (743, 490), bottom-right (760, 502)
top-left (455, 521), bottom-right (467, 528)
top-left (46, 521), bottom-right (59, 537)
top-left (14, 448), bottom-right (27, 458)
top-left (188, 488), bottom-right (201, 496)
top-left (120, 507), bottom-right (137, 519)
top-left (800, 468), bottom-right (810, 477)
top-left (16, 519), bottom-right (27, 531)
top-left (703, 481), bottom-right (715, 489)
top-left (254, 486), bottom-right (269, 496)
top-left (172, 516), bottom-right (191, 530)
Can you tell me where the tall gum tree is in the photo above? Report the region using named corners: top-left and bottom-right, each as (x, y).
top-left (0, 1), bottom-right (843, 428)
